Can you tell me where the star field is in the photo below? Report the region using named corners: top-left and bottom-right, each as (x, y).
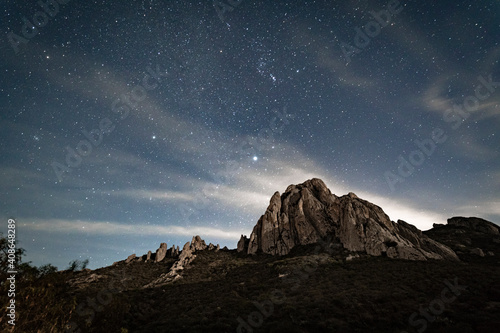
top-left (0, 0), bottom-right (499, 269)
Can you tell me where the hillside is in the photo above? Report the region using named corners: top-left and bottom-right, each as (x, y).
top-left (1, 179), bottom-right (499, 332)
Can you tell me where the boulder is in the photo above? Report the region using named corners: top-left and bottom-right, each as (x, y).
top-left (67, 273), bottom-right (103, 289)
top-left (155, 243), bottom-right (168, 262)
top-left (346, 254), bottom-right (359, 261)
top-left (471, 248), bottom-right (485, 257)
top-left (125, 254), bottom-right (136, 263)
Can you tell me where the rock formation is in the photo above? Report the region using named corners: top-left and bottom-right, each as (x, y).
top-left (169, 245), bottom-right (180, 257)
top-left (190, 235), bottom-right (207, 251)
top-left (155, 242), bottom-right (168, 262)
top-left (471, 248), bottom-right (485, 257)
top-left (237, 235), bottom-right (250, 252)
top-left (144, 236), bottom-right (219, 288)
top-left (239, 178), bottom-right (458, 261)
top-left (447, 216), bottom-right (500, 235)
top-left (124, 236), bottom-right (218, 270)
top-left (207, 243), bottom-right (220, 251)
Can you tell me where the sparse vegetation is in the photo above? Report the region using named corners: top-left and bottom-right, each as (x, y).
top-left (0, 233), bottom-right (91, 332)
top-left (0, 226), bottom-right (499, 332)
top-left (67, 258), bottom-right (90, 272)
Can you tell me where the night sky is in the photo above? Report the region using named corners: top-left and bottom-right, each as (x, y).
top-left (1, 0), bottom-right (499, 270)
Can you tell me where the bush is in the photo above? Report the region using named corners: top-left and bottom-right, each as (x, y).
top-left (67, 258), bottom-right (90, 271)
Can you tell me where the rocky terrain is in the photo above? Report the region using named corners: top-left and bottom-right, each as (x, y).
top-left (1, 179), bottom-right (499, 332)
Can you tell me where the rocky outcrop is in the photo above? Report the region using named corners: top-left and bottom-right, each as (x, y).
top-left (471, 248), bottom-right (485, 257)
top-left (191, 235), bottom-right (207, 251)
top-left (207, 243), bottom-right (220, 251)
top-left (125, 254), bottom-right (136, 263)
top-left (155, 243), bottom-right (168, 262)
top-left (240, 178), bottom-right (458, 261)
top-left (237, 235), bottom-right (250, 253)
top-left (447, 217), bottom-right (500, 235)
top-left (144, 236), bottom-right (219, 288)
top-left (170, 245), bottom-right (180, 257)
top-left (67, 273), bottom-right (103, 289)
top-left (167, 242), bottom-right (195, 280)
top-left (390, 220), bottom-right (458, 260)
top-left (125, 236), bottom-right (218, 269)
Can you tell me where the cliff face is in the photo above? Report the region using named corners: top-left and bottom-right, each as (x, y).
top-left (238, 178), bottom-right (458, 261)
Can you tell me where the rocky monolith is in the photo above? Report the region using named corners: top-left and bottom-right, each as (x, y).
top-left (240, 178), bottom-right (458, 261)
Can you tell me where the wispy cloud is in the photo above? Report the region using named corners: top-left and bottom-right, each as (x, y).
top-left (447, 134), bottom-right (499, 162)
top-left (422, 75), bottom-right (500, 118)
top-left (453, 200), bottom-right (500, 222)
top-left (22, 218), bottom-right (242, 240)
top-left (107, 189), bottom-right (196, 202)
